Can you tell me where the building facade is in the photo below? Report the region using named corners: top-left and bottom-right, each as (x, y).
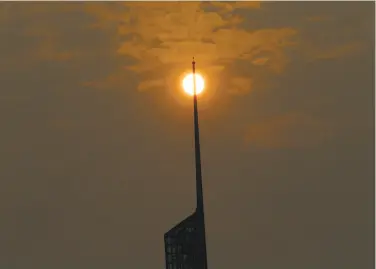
top-left (164, 212), bottom-right (206, 269)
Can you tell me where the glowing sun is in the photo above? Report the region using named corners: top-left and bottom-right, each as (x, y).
top-left (182, 73), bottom-right (205, 96)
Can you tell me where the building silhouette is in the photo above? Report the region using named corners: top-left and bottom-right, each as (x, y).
top-left (164, 59), bottom-right (208, 269)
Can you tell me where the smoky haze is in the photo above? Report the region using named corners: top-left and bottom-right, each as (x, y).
top-left (0, 2), bottom-right (374, 269)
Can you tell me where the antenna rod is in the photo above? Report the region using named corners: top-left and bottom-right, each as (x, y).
top-left (192, 57), bottom-right (204, 213)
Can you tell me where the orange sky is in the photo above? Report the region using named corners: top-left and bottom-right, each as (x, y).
top-left (0, 2), bottom-right (374, 269)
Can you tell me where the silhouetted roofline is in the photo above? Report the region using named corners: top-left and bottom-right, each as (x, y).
top-left (164, 211), bottom-right (196, 237)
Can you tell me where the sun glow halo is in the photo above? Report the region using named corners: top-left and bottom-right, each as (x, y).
top-left (182, 73), bottom-right (205, 96)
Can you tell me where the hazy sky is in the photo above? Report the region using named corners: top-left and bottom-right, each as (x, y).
top-left (0, 2), bottom-right (374, 269)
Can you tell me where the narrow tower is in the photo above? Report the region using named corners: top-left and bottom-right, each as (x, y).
top-left (164, 59), bottom-right (209, 269)
top-left (192, 57), bottom-right (205, 213)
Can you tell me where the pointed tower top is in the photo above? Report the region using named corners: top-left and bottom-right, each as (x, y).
top-left (192, 57), bottom-right (196, 74)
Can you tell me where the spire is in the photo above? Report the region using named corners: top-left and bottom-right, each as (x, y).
top-left (192, 58), bottom-right (204, 213)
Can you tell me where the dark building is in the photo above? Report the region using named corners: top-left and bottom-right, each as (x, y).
top-left (164, 59), bottom-right (208, 269)
top-left (164, 212), bottom-right (205, 269)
